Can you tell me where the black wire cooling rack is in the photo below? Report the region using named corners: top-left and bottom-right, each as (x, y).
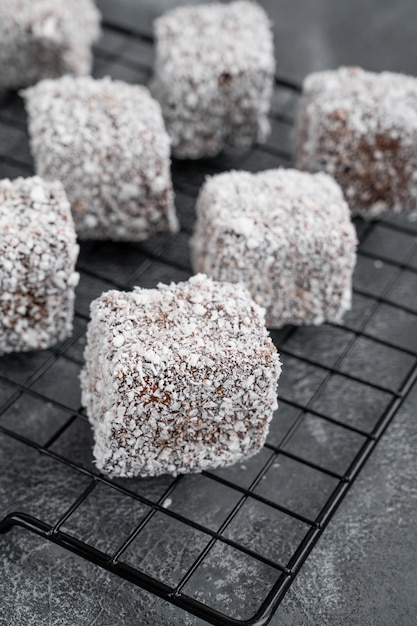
top-left (1, 10), bottom-right (417, 626)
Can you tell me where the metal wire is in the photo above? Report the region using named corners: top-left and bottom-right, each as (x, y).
top-left (1, 18), bottom-right (417, 626)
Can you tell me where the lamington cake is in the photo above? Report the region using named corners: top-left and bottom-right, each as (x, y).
top-left (23, 76), bottom-right (179, 240)
top-left (0, 176), bottom-right (79, 354)
top-left (191, 169), bottom-right (357, 327)
top-left (0, 0), bottom-right (100, 90)
top-left (151, 1), bottom-right (275, 158)
top-left (296, 67), bottom-right (417, 218)
top-left (81, 274), bottom-right (281, 477)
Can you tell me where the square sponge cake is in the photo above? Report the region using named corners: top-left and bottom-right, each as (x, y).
top-left (23, 76), bottom-right (178, 241)
top-left (81, 274), bottom-right (281, 477)
top-left (0, 176), bottom-right (79, 355)
top-left (0, 0), bottom-right (100, 89)
top-left (191, 169), bottom-right (357, 328)
top-left (296, 67), bottom-right (417, 218)
top-left (151, 1), bottom-right (275, 158)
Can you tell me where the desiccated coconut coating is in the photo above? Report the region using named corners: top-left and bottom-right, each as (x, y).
top-left (23, 76), bottom-right (179, 241)
top-left (0, 0), bottom-right (100, 90)
top-left (0, 176), bottom-right (79, 355)
top-left (296, 67), bottom-right (417, 218)
top-left (191, 169), bottom-right (357, 328)
top-left (81, 274), bottom-right (281, 478)
top-left (151, 1), bottom-right (275, 159)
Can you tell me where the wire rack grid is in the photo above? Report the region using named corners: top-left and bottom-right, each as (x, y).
top-left (1, 13), bottom-right (417, 626)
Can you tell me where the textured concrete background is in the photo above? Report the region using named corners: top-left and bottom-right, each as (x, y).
top-left (99, 0), bottom-right (417, 80)
top-left (1, 1), bottom-right (417, 625)
top-left (1, 380), bottom-right (417, 626)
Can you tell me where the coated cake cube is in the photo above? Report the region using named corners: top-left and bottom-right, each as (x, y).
top-left (191, 169), bottom-right (357, 327)
top-left (151, 1), bottom-right (275, 159)
top-left (296, 67), bottom-right (417, 218)
top-left (0, 177), bottom-right (79, 355)
top-left (0, 0), bottom-right (100, 90)
top-left (81, 274), bottom-right (281, 477)
top-left (23, 76), bottom-right (178, 240)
